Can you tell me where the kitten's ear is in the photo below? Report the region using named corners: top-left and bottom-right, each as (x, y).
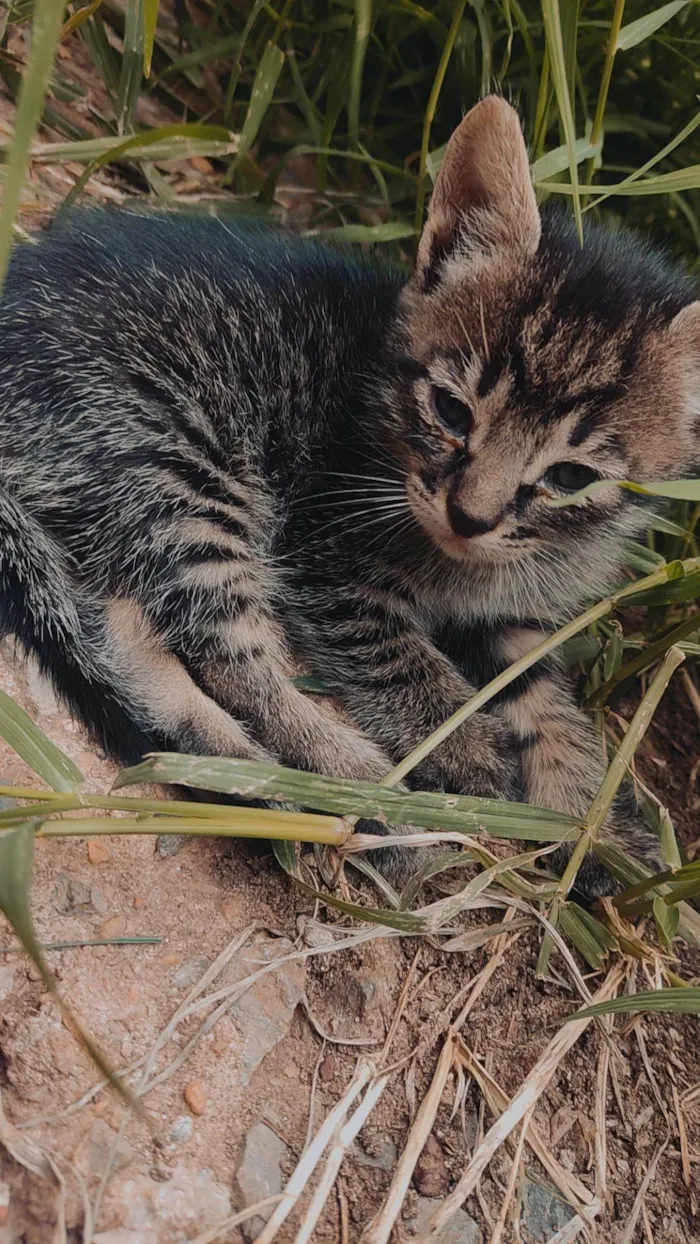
top-left (416, 95), bottom-right (541, 291)
top-left (667, 300), bottom-right (700, 353)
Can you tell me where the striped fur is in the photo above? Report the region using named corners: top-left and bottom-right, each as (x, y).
top-left (1, 97), bottom-right (698, 896)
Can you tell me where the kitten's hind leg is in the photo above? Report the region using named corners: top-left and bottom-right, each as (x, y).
top-left (0, 486), bottom-right (273, 767)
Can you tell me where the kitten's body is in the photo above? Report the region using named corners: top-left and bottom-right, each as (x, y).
top-left (1, 98), bottom-right (698, 894)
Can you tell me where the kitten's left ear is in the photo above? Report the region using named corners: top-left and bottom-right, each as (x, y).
top-left (667, 300), bottom-right (700, 353)
top-left (416, 95), bottom-right (541, 292)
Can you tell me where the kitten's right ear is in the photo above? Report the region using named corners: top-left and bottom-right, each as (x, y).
top-left (415, 95), bottom-right (541, 292)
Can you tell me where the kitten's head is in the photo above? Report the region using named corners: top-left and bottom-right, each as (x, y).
top-left (390, 95), bottom-right (700, 588)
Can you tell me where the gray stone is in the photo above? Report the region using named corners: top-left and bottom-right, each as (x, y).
top-left (0, 967), bottom-right (14, 1002)
top-left (522, 1179), bottom-right (576, 1242)
top-left (407, 1197), bottom-right (483, 1243)
top-left (236, 1121), bottom-right (289, 1241)
top-left (120, 1165), bottom-right (231, 1235)
top-left (156, 833), bottom-right (188, 858)
top-left (172, 956), bottom-right (209, 989)
top-left (228, 938), bottom-right (306, 1089)
top-left (51, 872), bottom-right (93, 914)
top-left (353, 1136), bottom-right (397, 1173)
top-left (169, 1115), bottom-right (194, 1144)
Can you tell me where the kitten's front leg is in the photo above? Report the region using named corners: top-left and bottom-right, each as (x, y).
top-left (496, 628), bottom-right (662, 897)
top-left (309, 589), bottom-right (519, 802)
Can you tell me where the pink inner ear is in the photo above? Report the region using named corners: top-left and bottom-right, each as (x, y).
top-left (416, 96), bottom-right (541, 282)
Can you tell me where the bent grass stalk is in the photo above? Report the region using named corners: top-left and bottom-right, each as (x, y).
top-left (381, 561), bottom-right (698, 790)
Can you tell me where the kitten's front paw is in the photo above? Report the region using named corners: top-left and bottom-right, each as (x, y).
top-left (551, 809), bottom-right (663, 901)
top-left (409, 714), bottom-right (520, 801)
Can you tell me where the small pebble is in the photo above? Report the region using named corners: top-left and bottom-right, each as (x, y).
top-left (87, 839), bottom-right (111, 865)
top-left (133, 895), bottom-right (146, 910)
top-left (169, 1115), bottom-right (194, 1143)
top-left (319, 1054), bottom-right (335, 1082)
top-left (413, 1133), bottom-right (449, 1198)
top-left (184, 1080), bottom-right (207, 1116)
top-left (98, 915), bottom-right (124, 939)
top-left (156, 834), bottom-right (188, 858)
top-left (173, 956), bottom-right (209, 989)
top-left (91, 888), bottom-right (108, 915)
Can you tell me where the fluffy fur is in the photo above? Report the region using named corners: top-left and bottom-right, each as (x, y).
top-left (1, 97), bottom-right (698, 895)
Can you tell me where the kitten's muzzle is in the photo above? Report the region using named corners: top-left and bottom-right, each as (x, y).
top-left (446, 494), bottom-right (502, 540)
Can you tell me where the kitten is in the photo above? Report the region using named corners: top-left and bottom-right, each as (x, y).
top-left (0, 96), bottom-right (697, 896)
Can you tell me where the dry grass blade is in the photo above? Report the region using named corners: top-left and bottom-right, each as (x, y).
top-left (619, 1140), bottom-right (668, 1244)
top-left (184, 1196), bottom-right (285, 1244)
top-left (544, 1203), bottom-right (603, 1244)
top-left (292, 1072), bottom-right (390, 1244)
top-left (490, 1104), bottom-right (534, 1244)
top-left (415, 966), bottom-right (624, 1241)
top-left (456, 1046), bottom-right (595, 1213)
top-left (359, 1035), bottom-right (456, 1244)
top-left (671, 1081), bottom-right (692, 1195)
top-left (252, 1059), bottom-right (376, 1244)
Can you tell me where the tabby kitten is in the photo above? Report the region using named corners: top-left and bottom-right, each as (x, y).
top-left (1, 97), bottom-right (698, 896)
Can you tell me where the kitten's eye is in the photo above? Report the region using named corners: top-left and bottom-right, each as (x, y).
top-left (431, 386), bottom-right (473, 435)
top-left (544, 462), bottom-right (600, 493)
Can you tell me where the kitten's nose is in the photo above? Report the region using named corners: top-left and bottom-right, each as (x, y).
top-left (446, 496), bottom-right (500, 539)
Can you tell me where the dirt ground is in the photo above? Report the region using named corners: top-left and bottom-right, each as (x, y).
top-left (0, 649), bottom-right (700, 1244)
top-left (2, 19), bottom-right (700, 1244)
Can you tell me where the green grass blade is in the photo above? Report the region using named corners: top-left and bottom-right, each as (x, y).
top-left (117, 0), bottom-right (144, 134)
top-left (531, 136), bottom-right (600, 183)
top-left (8, 129), bottom-right (237, 166)
top-left (653, 895), bottom-right (680, 950)
top-left (547, 477), bottom-right (700, 508)
top-left (616, 0), bottom-right (690, 51)
top-left (223, 0), bottom-right (268, 119)
top-left (0, 0), bottom-right (67, 291)
top-left (584, 0), bottom-right (625, 184)
top-left (142, 0), bottom-right (158, 77)
top-left (541, 0), bottom-right (583, 242)
top-left (231, 41), bottom-right (285, 171)
top-left (317, 221), bottom-right (415, 242)
top-left (413, 0), bottom-right (468, 238)
top-left (558, 901), bottom-right (616, 971)
top-left (0, 687), bottom-right (83, 791)
top-left (56, 123), bottom-right (236, 209)
top-left (569, 987), bottom-right (700, 1019)
top-left (75, 4), bottom-right (121, 105)
top-left (38, 812), bottom-right (348, 843)
top-left (348, 0), bottom-right (372, 150)
top-left (586, 612), bottom-right (700, 708)
top-left (113, 753), bottom-right (580, 840)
